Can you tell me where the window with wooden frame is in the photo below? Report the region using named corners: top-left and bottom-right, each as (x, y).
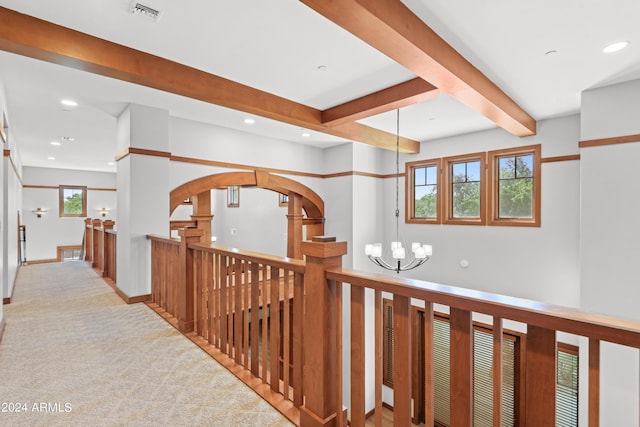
top-left (406, 158), bottom-right (441, 224)
top-left (227, 185), bottom-right (239, 207)
top-left (488, 145), bottom-right (541, 226)
top-left (278, 193), bottom-right (289, 207)
top-left (443, 152), bottom-right (486, 225)
top-left (59, 185), bottom-right (87, 217)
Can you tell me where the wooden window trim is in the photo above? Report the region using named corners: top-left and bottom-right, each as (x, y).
top-left (405, 158), bottom-right (441, 224)
top-left (227, 185), bottom-right (240, 208)
top-left (58, 185), bottom-right (87, 217)
top-left (487, 144), bottom-right (541, 227)
top-left (443, 152), bottom-right (486, 225)
top-left (278, 193), bottom-right (289, 207)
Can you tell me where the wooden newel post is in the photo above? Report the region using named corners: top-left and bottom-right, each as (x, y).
top-left (84, 218), bottom-right (93, 263)
top-left (177, 227), bottom-right (203, 333)
top-left (100, 220), bottom-right (115, 276)
top-left (300, 236), bottom-right (348, 427)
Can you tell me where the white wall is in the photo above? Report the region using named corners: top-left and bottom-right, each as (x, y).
top-left (580, 80), bottom-right (640, 427)
top-left (381, 115), bottom-right (582, 307)
top-left (22, 167), bottom-right (116, 261)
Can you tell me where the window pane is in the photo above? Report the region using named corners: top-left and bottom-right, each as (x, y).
top-left (516, 154), bottom-right (534, 178)
top-left (415, 185), bottom-right (437, 218)
top-left (452, 182), bottom-right (480, 218)
top-left (63, 189), bottom-right (83, 214)
top-left (499, 178), bottom-right (533, 218)
top-left (426, 165), bottom-right (438, 185)
top-left (452, 163), bottom-right (466, 183)
top-left (414, 167), bottom-right (426, 186)
top-left (466, 160), bottom-right (481, 181)
top-left (499, 157), bottom-right (515, 179)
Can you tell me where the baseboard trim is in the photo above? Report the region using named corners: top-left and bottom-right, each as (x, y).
top-left (0, 317), bottom-right (6, 344)
top-left (145, 302), bottom-right (300, 426)
top-left (101, 276), bottom-right (150, 304)
top-left (27, 258), bottom-right (58, 265)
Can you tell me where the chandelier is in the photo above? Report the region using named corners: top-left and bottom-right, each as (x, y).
top-left (365, 109), bottom-right (432, 273)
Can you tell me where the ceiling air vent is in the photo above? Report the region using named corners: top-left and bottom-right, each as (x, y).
top-left (129, 2), bottom-right (161, 22)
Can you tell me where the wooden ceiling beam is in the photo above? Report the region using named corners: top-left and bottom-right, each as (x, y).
top-left (322, 77), bottom-right (439, 127)
top-left (300, 0), bottom-right (536, 137)
top-left (0, 6), bottom-right (420, 153)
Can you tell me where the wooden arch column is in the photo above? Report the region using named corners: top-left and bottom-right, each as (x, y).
top-left (169, 170), bottom-right (325, 259)
top-left (190, 190), bottom-right (214, 244)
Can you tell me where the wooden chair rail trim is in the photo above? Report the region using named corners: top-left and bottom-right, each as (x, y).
top-left (326, 268), bottom-right (640, 348)
top-left (189, 243), bottom-right (306, 273)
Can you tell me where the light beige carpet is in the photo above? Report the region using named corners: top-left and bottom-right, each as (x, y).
top-left (0, 261), bottom-right (294, 427)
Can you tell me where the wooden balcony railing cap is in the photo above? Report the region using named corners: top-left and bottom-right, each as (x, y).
top-left (189, 242), bottom-right (306, 272)
top-left (327, 267), bottom-right (640, 348)
top-left (146, 234), bottom-right (181, 245)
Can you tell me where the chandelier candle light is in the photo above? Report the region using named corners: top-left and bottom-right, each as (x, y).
top-left (365, 109), bottom-right (433, 273)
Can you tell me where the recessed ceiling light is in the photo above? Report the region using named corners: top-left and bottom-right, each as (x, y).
top-left (107, 162), bottom-right (115, 166)
top-left (47, 156), bottom-right (56, 160)
top-left (50, 141), bottom-right (61, 146)
top-left (301, 131), bottom-right (311, 138)
top-left (60, 99), bottom-right (77, 107)
top-left (603, 41), bottom-right (630, 53)
top-left (244, 118), bottom-right (256, 125)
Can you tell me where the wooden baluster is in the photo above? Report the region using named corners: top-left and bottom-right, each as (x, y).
top-left (234, 259), bottom-right (243, 364)
top-left (243, 261), bottom-right (250, 368)
top-left (261, 265), bottom-right (270, 384)
top-left (170, 244), bottom-right (178, 316)
top-left (589, 338), bottom-right (600, 427)
top-left (283, 269), bottom-right (291, 399)
top-left (450, 308), bottom-right (473, 426)
top-left (525, 325), bottom-right (556, 426)
top-left (336, 280), bottom-right (343, 427)
top-left (270, 267), bottom-right (281, 393)
top-left (250, 262), bottom-right (260, 376)
top-left (350, 284), bottom-right (365, 427)
top-left (177, 228), bottom-right (202, 333)
top-left (374, 290), bottom-right (382, 427)
top-left (299, 236), bottom-right (346, 427)
top-left (219, 254), bottom-right (228, 355)
top-left (193, 248), bottom-right (202, 335)
top-left (423, 301), bottom-right (434, 427)
top-left (493, 317), bottom-right (503, 427)
top-left (151, 241), bottom-right (158, 304)
top-left (205, 251), bottom-right (214, 345)
top-left (213, 252), bottom-right (222, 348)
top-left (293, 271), bottom-right (304, 407)
top-left (393, 295), bottom-right (412, 426)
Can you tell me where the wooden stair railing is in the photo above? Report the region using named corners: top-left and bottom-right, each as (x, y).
top-left (147, 232), bottom-right (640, 427)
top-left (84, 218), bottom-right (117, 284)
top-left (326, 268), bottom-right (640, 427)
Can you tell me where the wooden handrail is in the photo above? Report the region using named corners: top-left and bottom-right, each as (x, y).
top-left (188, 242), bottom-right (306, 273)
top-left (326, 267), bottom-right (640, 349)
top-left (147, 234), bottom-right (181, 245)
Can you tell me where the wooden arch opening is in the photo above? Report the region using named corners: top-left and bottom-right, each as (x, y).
top-left (170, 170), bottom-right (325, 259)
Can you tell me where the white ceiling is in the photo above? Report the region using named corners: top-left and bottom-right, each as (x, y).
top-left (1, 0), bottom-right (639, 173)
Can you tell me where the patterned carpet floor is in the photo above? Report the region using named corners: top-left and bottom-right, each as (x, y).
top-left (0, 262), bottom-right (294, 427)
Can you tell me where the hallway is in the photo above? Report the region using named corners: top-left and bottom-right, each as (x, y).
top-left (0, 262), bottom-right (293, 426)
